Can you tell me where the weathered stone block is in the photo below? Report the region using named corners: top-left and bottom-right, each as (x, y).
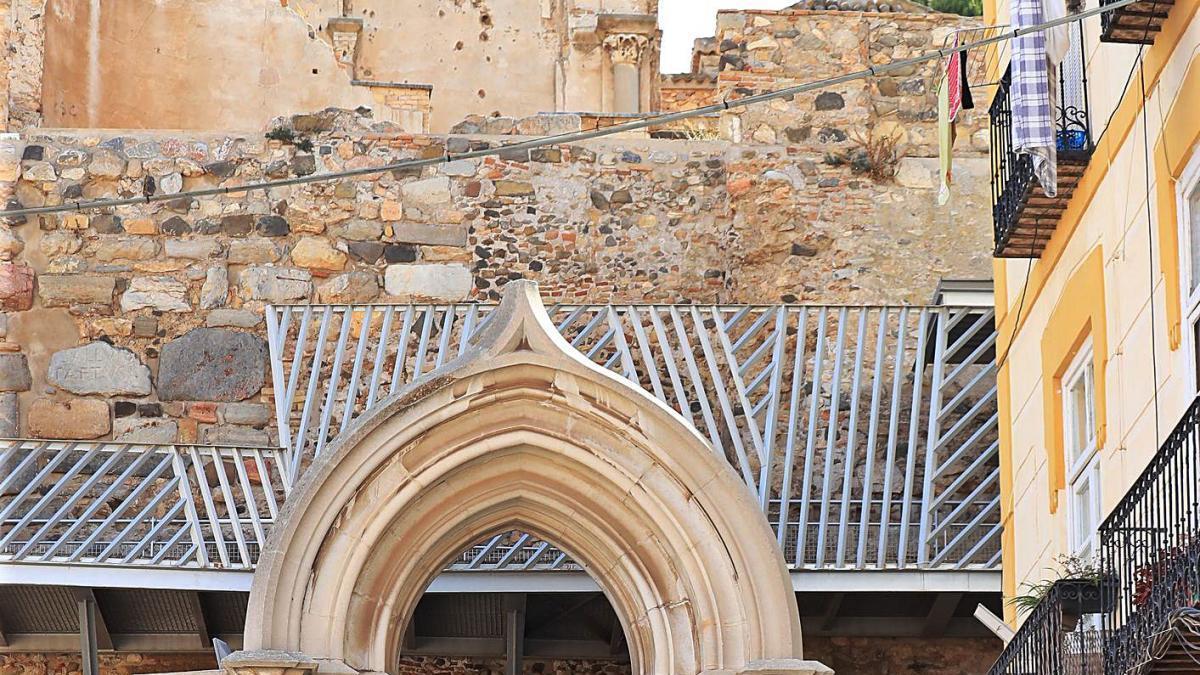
top-left (158, 328), bottom-right (268, 402)
top-left (384, 264), bottom-right (471, 300)
top-left (240, 266), bottom-right (313, 302)
top-left (390, 223), bottom-right (469, 247)
top-left (28, 398), bottom-right (110, 439)
top-left (401, 176), bottom-right (452, 206)
top-left (206, 309), bottom-right (263, 328)
top-left (201, 266), bottom-right (229, 309)
top-left (0, 353), bottom-right (31, 392)
top-left (290, 237), bottom-right (347, 271)
top-left (165, 238), bottom-right (222, 260)
top-left (0, 262), bottom-right (34, 311)
top-left (329, 220), bottom-right (383, 241)
top-left (38, 274), bottom-right (118, 307)
top-left (113, 417), bottom-right (179, 444)
top-left (494, 180), bottom-right (534, 197)
top-left (201, 424), bottom-right (271, 446)
top-left (48, 342), bottom-right (152, 396)
top-left (121, 276), bottom-right (190, 312)
top-left (218, 402), bottom-right (272, 427)
top-left (0, 392), bottom-right (18, 437)
top-left (229, 238), bottom-right (283, 264)
top-left (318, 270), bottom-right (380, 303)
top-left (93, 237), bottom-right (159, 261)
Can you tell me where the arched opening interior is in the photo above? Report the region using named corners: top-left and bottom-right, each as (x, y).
top-left (402, 530), bottom-right (631, 673)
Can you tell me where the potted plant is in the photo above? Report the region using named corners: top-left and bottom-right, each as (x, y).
top-left (1132, 536), bottom-right (1200, 609)
top-left (1009, 555), bottom-right (1116, 618)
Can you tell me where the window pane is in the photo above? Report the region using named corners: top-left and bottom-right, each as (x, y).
top-left (1067, 375), bottom-right (1089, 461)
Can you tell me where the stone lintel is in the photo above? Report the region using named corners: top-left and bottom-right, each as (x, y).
top-left (325, 17), bottom-right (363, 34)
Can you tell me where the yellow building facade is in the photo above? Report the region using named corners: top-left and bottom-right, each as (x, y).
top-left (986, 0), bottom-right (1200, 666)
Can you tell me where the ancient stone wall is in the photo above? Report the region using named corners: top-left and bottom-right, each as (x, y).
top-left (0, 101), bottom-right (990, 441)
top-left (0, 0), bottom-right (9, 131)
top-left (0, 652), bottom-right (217, 675)
top-left (0, 636), bottom-right (999, 675)
top-left (715, 9), bottom-right (988, 159)
top-left (658, 74), bottom-right (719, 113)
top-left (4, 0), bottom-right (43, 131)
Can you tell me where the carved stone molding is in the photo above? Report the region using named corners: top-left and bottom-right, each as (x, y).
top-left (602, 33), bottom-right (649, 65)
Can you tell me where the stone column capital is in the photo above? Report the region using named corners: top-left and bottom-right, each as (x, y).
top-left (602, 33), bottom-right (649, 65)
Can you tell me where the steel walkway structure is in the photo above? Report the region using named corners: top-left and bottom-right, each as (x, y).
top-left (0, 301), bottom-right (1001, 594)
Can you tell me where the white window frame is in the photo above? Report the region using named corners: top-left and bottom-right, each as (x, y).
top-left (1062, 340), bottom-right (1101, 560)
top-left (1176, 147), bottom-right (1200, 393)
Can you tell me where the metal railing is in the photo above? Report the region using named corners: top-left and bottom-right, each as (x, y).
top-left (988, 582), bottom-right (1106, 675)
top-left (0, 441), bottom-right (289, 568)
top-left (266, 302), bottom-right (1002, 571)
top-left (989, 21), bottom-right (1093, 257)
top-left (0, 302), bottom-right (1002, 575)
top-left (1101, 396), bottom-right (1200, 675)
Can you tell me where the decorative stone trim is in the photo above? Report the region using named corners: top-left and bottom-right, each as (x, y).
top-left (602, 33), bottom-right (649, 65)
top-left (244, 280), bottom-right (827, 675)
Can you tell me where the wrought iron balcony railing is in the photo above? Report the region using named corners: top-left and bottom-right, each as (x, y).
top-left (988, 581), bottom-right (1107, 675)
top-left (1101, 396), bottom-right (1200, 675)
top-left (1100, 0), bottom-right (1177, 44)
top-left (990, 21), bottom-right (1093, 258)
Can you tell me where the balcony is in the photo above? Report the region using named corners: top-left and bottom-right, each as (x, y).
top-left (990, 23), bottom-right (1093, 258)
top-left (1101, 396), bottom-right (1200, 675)
top-left (1101, 0), bottom-right (1177, 44)
top-left (987, 581), bottom-right (1106, 675)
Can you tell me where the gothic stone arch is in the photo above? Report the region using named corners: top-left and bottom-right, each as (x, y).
top-left (239, 282), bottom-right (831, 675)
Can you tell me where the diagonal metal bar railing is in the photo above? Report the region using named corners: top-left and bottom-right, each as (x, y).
top-left (265, 303), bottom-right (1001, 571)
top-left (0, 304), bottom-right (1000, 575)
top-left (0, 440), bottom-right (289, 568)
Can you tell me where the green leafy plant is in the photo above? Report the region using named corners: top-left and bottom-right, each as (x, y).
top-left (265, 126), bottom-right (297, 144)
top-left (914, 0), bottom-right (984, 16)
top-left (266, 126), bottom-right (315, 154)
top-left (1008, 554), bottom-right (1106, 615)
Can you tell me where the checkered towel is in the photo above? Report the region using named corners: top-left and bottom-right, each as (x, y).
top-left (1011, 0), bottom-right (1058, 197)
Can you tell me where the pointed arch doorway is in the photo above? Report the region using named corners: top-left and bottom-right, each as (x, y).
top-left (236, 282), bottom-right (831, 675)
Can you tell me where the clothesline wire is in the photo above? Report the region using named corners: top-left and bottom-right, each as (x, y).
top-left (0, 0), bottom-right (1147, 220)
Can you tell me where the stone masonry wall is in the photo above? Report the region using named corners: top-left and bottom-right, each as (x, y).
top-left (0, 637), bottom-right (999, 675)
top-left (715, 9), bottom-right (988, 159)
top-left (0, 652), bottom-right (217, 675)
top-left (0, 100), bottom-right (990, 442)
top-left (3, 0), bottom-right (43, 131)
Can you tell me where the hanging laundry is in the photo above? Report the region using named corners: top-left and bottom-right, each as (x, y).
top-left (959, 45), bottom-right (974, 110)
top-left (1045, 0), bottom-right (1071, 67)
top-left (939, 43), bottom-right (965, 206)
top-left (1011, 0), bottom-right (1058, 197)
top-left (948, 48), bottom-right (964, 122)
top-left (938, 70), bottom-right (952, 206)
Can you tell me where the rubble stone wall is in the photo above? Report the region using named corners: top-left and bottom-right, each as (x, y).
top-left (0, 652), bottom-right (217, 675)
top-left (0, 102), bottom-right (991, 442)
top-left (3, 0), bottom-right (44, 131)
top-left (715, 9), bottom-right (988, 160)
top-left (0, 636), bottom-right (1000, 675)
